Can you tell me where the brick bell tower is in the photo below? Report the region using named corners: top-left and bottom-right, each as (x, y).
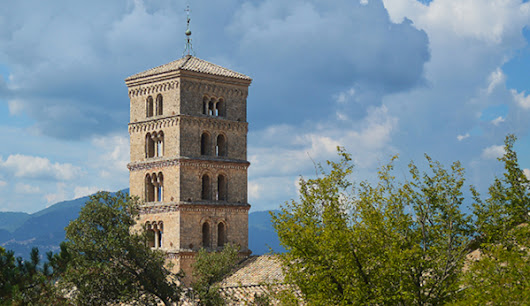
top-left (125, 55), bottom-right (252, 284)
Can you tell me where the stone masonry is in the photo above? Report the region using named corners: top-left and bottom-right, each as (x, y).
top-left (125, 55), bottom-right (252, 284)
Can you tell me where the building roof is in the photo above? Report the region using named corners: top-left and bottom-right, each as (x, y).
top-left (126, 55), bottom-right (252, 81)
top-left (220, 255), bottom-right (285, 287)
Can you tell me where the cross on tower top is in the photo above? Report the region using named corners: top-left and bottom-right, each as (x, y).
top-left (183, 5), bottom-right (195, 56)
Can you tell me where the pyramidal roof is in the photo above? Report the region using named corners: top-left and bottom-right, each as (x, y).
top-left (126, 55), bottom-right (252, 81)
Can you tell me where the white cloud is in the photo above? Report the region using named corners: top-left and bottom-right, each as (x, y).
top-left (74, 186), bottom-right (101, 199)
top-left (335, 88), bottom-right (356, 104)
top-left (0, 154), bottom-right (81, 180)
top-left (524, 169), bottom-right (530, 180)
top-left (92, 134), bottom-right (129, 176)
top-left (45, 182), bottom-right (68, 205)
top-left (384, 0), bottom-right (530, 44)
top-left (15, 183), bottom-right (40, 194)
top-left (457, 133), bottom-right (470, 141)
top-left (248, 181), bottom-right (262, 201)
top-left (491, 116), bottom-right (505, 126)
top-left (482, 145), bottom-right (505, 160)
top-left (360, 0), bottom-right (369, 5)
top-left (511, 89), bottom-right (530, 109)
top-left (487, 68), bottom-right (505, 94)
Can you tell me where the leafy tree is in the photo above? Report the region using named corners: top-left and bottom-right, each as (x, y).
top-left (272, 149), bottom-right (473, 305)
top-left (0, 247), bottom-right (65, 305)
top-left (190, 243), bottom-right (240, 305)
top-left (60, 191), bottom-right (182, 305)
top-left (458, 135), bottom-right (530, 303)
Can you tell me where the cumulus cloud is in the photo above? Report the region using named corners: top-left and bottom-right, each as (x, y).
top-left (0, 154), bottom-right (81, 180)
top-left (524, 169), bottom-right (530, 180)
top-left (482, 145), bottom-right (505, 160)
top-left (511, 89), bottom-right (530, 109)
top-left (45, 182), bottom-right (68, 205)
top-left (74, 186), bottom-right (102, 199)
top-left (91, 133), bottom-right (130, 176)
top-left (487, 68), bottom-right (506, 94)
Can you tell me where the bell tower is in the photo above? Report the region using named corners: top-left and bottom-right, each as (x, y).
top-left (125, 55), bottom-right (252, 283)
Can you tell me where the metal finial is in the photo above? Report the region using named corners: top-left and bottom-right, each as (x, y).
top-left (183, 5), bottom-right (195, 56)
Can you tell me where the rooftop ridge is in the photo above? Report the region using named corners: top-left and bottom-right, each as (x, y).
top-left (126, 55), bottom-right (252, 82)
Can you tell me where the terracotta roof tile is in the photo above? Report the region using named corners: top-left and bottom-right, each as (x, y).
top-left (126, 55), bottom-right (252, 81)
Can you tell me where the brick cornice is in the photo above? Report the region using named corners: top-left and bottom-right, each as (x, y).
top-left (138, 201), bottom-right (251, 215)
top-left (128, 157), bottom-right (250, 172)
top-left (128, 115), bottom-right (248, 134)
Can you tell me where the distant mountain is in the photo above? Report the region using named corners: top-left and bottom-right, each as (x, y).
top-left (0, 212), bottom-right (30, 232)
top-left (248, 210), bottom-right (285, 255)
top-left (0, 190), bottom-right (283, 259)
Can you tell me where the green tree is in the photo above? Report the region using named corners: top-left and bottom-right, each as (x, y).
top-left (272, 149), bottom-right (473, 305)
top-left (0, 247), bottom-right (65, 305)
top-left (458, 135), bottom-right (530, 303)
top-left (60, 191), bottom-right (182, 305)
top-left (190, 243), bottom-right (240, 305)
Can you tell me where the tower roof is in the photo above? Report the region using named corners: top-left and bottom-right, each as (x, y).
top-left (126, 55), bottom-right (252, 82)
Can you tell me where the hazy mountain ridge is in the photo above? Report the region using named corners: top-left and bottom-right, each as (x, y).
top-left (0, 190), bottom-right (283, 258)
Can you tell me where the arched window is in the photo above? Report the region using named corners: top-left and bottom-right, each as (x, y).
top-left (146, 133), bottom-right (155, 158)
top-left (156, 94), bottom-right (163, 116)
top-left (201, 133), bottom-right (210, 156)
top-left (217, 222), bottom-right (226, 247)
top-left (145, 174), bottom-right (155, 202)
top-left (202, 174), bottom-right (211, 200)
top-left (208, 99), bottom-right (215, 116)
top-left (203, 96), bottom-right (208, 115)
top-left (216, 99), bottom-right (224, 117)
top-left (202, 222), bottom-right (211, 248)
top-left (146, 96), bottom-right (154, 117)
top-left (156, 172), bottom-right (163, 202)
top-left (146, 222), bottom-right (155, 248)
top-left (156, 131), bottom-right (164, 157)
top-left (217, 174), bottom-right (227, 201)
top-left (216, 134), bottom-right (227, 157)
top-left (157, 222), bottom-right (163, 248)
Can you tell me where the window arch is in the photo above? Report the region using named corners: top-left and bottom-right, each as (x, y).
top-left (145, 133), bottom-right (155, 158)
top-left (146, 222), bottom-right (155, 248)
top-left (146, 96), bottom-right (154, 117)
top-left (201, 174), bottom-right (211, 200)
top-left (146, 131), bottom-right (163, 158)
top-left (217, 174), bottom-right (227, 201)
top-left (146, 221), bottom-right (163, 249)
top-left (216, 134), bottom-right (227, 157)
top-left (203, 96), bottom-right (209, 115)
top-left (201, 132), bottom-right (210, 156)
top-left (208, 99), bottom-right (215, 116)
top-left (145, 174), bottom-right (155, 202)
top-left (217, 222), bottom-right (226, 247)
top-left (156, 131), bottom-right (164, 157)
top-left (202, 222), bottom-right (211, 248)
top-left (156, 94), bottom-right (163, 116)
top-left (145, 172), bottom-right (163, 202)
top-left (216, 99), bottom-right (224, 117)
top-left (156, 172), bottom-right (163, 202)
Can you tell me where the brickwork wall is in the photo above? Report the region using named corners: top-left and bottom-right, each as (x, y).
top-left (126, 63), bottom-right (251, 285)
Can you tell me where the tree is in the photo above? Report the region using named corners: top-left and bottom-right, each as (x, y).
top-left (0, 247), bottom-right (65, 305)
top-left (190, 243), bottom-right (240, 306)
top-left (458, 135), bottom-right (530, 303)
top-left (272, 149), bottom-right (473, 305)
top-left (60, 191), bottom-right (182, 305)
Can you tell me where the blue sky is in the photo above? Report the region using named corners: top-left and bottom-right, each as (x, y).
top-left (1, 0), bottom-right (530, 213)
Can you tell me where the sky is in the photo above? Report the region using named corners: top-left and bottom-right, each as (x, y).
top-left (1, 0), bottom-right (530, 213)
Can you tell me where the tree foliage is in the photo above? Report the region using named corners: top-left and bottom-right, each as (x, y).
top-left (60, 191), bottom-right (182, 305)
top-left (272, 149), bottom-right (473, 305)
top-left (190, 243), bottom-right (240, 306)
top-left (0, 246), bottom-right (66, 305)
top-left (458, 135), bottom-right (530, 303)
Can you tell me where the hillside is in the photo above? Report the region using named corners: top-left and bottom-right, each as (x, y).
top-left (0, 190), bottom-right (282, 259)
